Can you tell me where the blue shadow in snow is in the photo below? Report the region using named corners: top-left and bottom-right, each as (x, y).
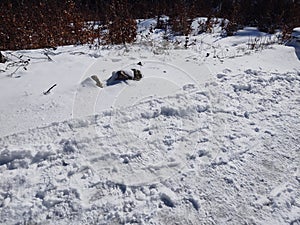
top-left (287, 41), bottom-right (300, 60)
top-left (234, 27), bottom-right (267, 37)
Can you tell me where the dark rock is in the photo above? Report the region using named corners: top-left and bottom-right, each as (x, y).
top-left (132, 69), bottom-right (142, 80)
top-left (106, 69), bottom-right (142, 86)
top-left (0, 52), bottom-right (7, 63)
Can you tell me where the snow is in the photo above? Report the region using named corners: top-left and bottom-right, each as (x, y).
top-left (0, 20), bottom-right (300, 225)
top-left (292, 27), bottom-right (300, 40)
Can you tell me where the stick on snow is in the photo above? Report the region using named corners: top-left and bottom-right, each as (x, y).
top-left (43, 84), bottom-right (57, 95)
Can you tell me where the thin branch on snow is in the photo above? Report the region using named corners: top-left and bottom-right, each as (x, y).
top-left (43, 84), bottom-right (57, 95)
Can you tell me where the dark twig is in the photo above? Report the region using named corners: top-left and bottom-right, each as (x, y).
top-left (43, 84), bottom-right (57, 95)
top-left (44, 52), bottom-right (53, 61)
top-left (6, 60), bottom-right (30, 77)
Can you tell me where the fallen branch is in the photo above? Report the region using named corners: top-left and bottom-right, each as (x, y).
top-left (6, 61), bottom-right (30, 78)
top-left (44, 52), bottom-right (53, 61)
top-left (43, 84), bottom-right (57, 95)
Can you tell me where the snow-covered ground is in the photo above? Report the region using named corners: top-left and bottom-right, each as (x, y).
top-left (0, 20), bottom-right (300, 225)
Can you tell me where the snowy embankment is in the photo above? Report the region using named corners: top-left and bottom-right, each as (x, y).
top-left (0, 20), bottom-right (300, 224)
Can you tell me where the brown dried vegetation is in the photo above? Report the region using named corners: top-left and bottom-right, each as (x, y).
top-left (0, 0), bottom-right (299, 50)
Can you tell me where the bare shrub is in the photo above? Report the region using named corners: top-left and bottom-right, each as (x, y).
top-left (105, 0), bottom-right (137, 45)
top-left (169, 0), bottom-right (192, 36)
top-left (0, 0), bottom-right (97, 50)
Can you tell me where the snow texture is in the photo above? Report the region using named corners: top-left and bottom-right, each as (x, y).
top-left (0, 19), bottom-right (300, 225)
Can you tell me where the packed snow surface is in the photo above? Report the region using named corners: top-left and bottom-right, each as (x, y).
top-left (0, 21), bottom-right (300, 225)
